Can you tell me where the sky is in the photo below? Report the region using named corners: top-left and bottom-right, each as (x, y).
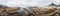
top-left (0, 0), bottom-right (60, 8)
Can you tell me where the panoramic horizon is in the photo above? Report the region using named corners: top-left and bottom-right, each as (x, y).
top-left (0, 0), bottom-right (60, 16)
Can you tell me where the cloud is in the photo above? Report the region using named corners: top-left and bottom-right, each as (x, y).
top-left (53, 0), bottom-right (60, 5)
top-left (0, 0), bottom-right (60, 7)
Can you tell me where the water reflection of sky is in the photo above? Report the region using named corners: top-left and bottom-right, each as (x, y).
top-left (0, 0), bottom-right (60, 7)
